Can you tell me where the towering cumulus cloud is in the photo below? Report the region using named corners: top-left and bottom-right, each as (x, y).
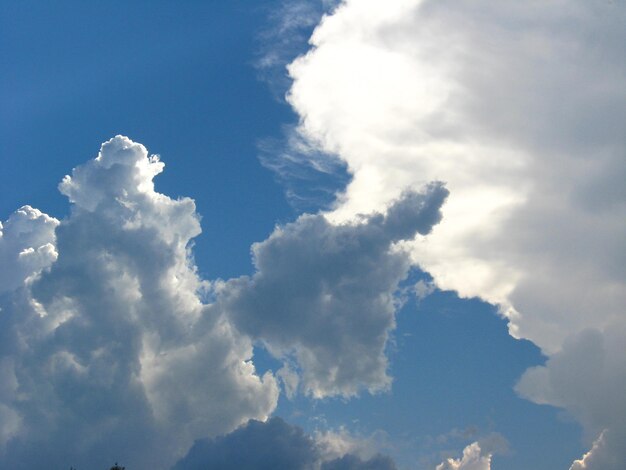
top-left (0, 136), bottom-right (446, 468)
top-left (0, 137), bottom-right (278, 469)
top-left (284, 0), bottom-right (626, 466)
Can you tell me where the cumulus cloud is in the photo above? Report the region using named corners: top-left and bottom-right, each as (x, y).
top-left (173, 417), bottom-right (397, 470)
top-left (516, 326), bottom-right (626, 469)
top-left (0, 135), bottom-right (447, 467)
top-left (568, 429), bottom-right (625, 470)
top-left (283, 0), bottom-right (626, 463)
top-left (0, 205), bottom-right (58, 295)
top-left (0, 136), bottom-right (278, 469)
top-left (219, 183), bottom-right (448, 397)
top-left (435, 442), bottom-right (491, 470)
top-left (172, 417), bottom-right (319, 470)
top-left (314, 426), bottom-right (393, 464)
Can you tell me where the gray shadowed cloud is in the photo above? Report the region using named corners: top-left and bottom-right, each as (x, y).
top-left (516, 326), bottom-right (626, 469)
top-left (218, 182), bottom-right (448, 397)
top-left (0, 136), bottom-right (278, 469)
top-left (173, 417), bottom-right (397, 470)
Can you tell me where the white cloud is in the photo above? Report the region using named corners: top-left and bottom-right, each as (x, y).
top-left (0, 205), bottom-right (58, 295)
top-left (220, 183), bottom-right (448, 397)
top-left (0, 136), bottom-right (278, 469)
top-left (435, 442), bottom-right (491, 470)
top-left (284, 0), bottom-right (626, 464)
top-left (314, 426), bottom-right (392, 464)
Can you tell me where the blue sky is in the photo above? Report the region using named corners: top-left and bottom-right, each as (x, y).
top-left (1, 1), bottom-right (624, 470)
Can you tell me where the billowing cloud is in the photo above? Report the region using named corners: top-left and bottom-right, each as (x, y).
top-left (173, 417), bottom-right (397, 470)
top-left (435, 442), bottom-right (491, 470)
top-left (516, 326), bottom-right (626, 469)
top-left (0, 136), bottom-right (278, 469)
top-left (173, 417), bottom-right (319, 470)
top-left (568, 429), bottom-right (624, 470)
top-left (0, 135), bottom-right (447, 467)
top-left (0, 205), bottom-right (58, 295)
top-left (219, 183), bottom-right (448, 397)
top-left (283, 0), bottom-right (626, 463)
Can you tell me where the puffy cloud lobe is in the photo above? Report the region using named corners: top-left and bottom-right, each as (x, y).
top-left (58, 135), bottom-right (165, 212)
top-left (173, 417), bottom-right (397, 470)
top-left (0, 205), bottom-right (58, 295)
top-left (516, 327), bottom-right (626, 470)
top-left (0, 137), bottom-right (278, 469)
top-left (435, 442), bottom-right (491, 470)
top-left (220, 183), bottom-right (448, 397)
top-left (569, 429), bottom-right (625, 470)
top-left (0, 206), bottom-right (58, 449)
top-left (284, 0), bottom-right (625, 464)
top-left (314, 426), bottom-right (394, 466)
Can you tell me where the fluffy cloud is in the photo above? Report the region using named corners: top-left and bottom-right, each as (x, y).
top-left (0, 135), bottom-right (446, 467)
top-left (516, 326), bottom-right (626, 469)
top-left (283, 0), bottom-right (625, 463)
top-left (0, 205), bottom-right (58, 295)
top-left (173, 417), bottom-right (397, 470)
top-left (435, 442), bottom-right (491, 470)
top-left (0, 136), bottom-right (278, 469)
top-left (219, 183), bottom-right (447, 397)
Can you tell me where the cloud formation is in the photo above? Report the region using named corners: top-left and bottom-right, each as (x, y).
top-left (173, 417), bottom-right (397, 470)
top-left (284, 0), bottom-right (625, 464)
top-left (287, 0), bottom-right (625, 351)
top-left (435, 442), bottom-right (491, 470)
top-left (0, 136), bottom-right (447, 467)
top-left (0, 205), bottom-right (58, 295)
top-left (516, 327), bottom-right (626, 469)
top-left (220, 183), bottom-right (447, 397)
top-left (0, 136), bottom-right (278, 469)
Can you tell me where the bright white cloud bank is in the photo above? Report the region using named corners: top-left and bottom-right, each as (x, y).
top-left (0, 136), bottom-right (446, 468)
top-left (285, 0), bottom-right (625, 467)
